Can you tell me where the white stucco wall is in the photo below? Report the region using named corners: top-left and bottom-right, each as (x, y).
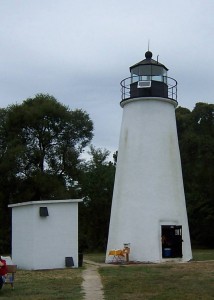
top-left (8, 199), bottom-right (82, 270)
top-left (106, 97), bottom-right (192, 263)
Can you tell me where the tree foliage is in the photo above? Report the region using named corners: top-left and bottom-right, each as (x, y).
top-left (78, 146), bottom-right (115, 251)
top-left (176, 102), bottom-right (214, 247)
top-left (0, 94), bottom-right (93, 252)
top-left (1, 94), bottom-right (93, 201)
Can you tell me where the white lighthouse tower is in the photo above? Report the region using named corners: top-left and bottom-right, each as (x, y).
top-left (106, 50), bottom-right (192, 263)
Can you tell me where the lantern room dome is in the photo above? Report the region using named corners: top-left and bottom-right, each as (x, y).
top-left (130, 51), bottom-right (168, 72)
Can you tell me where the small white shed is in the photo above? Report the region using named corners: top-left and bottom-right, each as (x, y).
top-left (8, 199), bottom-right (82, 270)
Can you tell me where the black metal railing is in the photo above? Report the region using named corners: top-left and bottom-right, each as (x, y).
top-left (120, 76), bottom-right (177, 101)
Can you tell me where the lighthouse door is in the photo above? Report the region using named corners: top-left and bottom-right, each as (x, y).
top-left (161, 225), bottom-right (182, 258)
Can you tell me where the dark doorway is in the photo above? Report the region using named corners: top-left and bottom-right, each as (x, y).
top-left (161, 225), bottom-right (182, 258)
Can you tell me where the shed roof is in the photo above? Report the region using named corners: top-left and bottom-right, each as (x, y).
top-left (8, 199), bottom-right (83, 208)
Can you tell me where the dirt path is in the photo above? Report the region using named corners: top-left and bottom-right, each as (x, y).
top-left (82, 260), bottom-right (104, 300)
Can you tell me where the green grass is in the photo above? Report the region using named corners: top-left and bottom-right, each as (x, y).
top-left (84, 252), bottom-right (106, 263)
top-left (85, 249), bottom-right (214, 299)
top-left (1, 249), bottom-right (213, 299)
top-left (192, 248), bottom-right (214, 261)
top-left (0, 268), bottom-right (83, 300)
top-left (99, 262), bottom-right (214, 300)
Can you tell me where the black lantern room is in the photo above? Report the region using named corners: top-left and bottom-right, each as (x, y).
top-left (120, 51), bottom-right (177, 102)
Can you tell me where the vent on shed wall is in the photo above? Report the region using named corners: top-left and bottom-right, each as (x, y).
top-left (39, 207), bottom-right (49, 217)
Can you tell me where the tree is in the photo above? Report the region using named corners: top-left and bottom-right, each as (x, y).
top-left (79, 146), bottom-right (115, 251)
top-left (0, 94), bottom-right (93, 253)
top-left (1, 93), bottom-right (93, 201)
top-left (176, 102), bottom-right (214, 246)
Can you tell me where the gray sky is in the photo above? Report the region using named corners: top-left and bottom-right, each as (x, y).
top-left (0, 0), bottom-right (213, 158)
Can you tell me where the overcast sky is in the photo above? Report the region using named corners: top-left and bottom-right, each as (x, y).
top-left (0, 0), bottom-right (213, 158)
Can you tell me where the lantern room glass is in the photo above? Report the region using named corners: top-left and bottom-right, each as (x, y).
top-left (131, 65), bottom-right (167, 84)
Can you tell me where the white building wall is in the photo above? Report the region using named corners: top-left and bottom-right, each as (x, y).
top-left (10, 205), bottom-right (35, 269)
top-left (106, 97), bottom-right (192, 263)
top-left (9, 200), bottom-right (81, 270)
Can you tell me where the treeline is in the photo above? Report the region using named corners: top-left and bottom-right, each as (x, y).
top-left (176, 102), bottom-right (214, 247)
top-left (0, 94), bottom-right (115, 253)
top-left (0, 95), bottom-right (213, 254)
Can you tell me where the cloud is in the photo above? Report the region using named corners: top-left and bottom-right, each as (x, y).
top-left (0, 0), bottom-right (213, 154)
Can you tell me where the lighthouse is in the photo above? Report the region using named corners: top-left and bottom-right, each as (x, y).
top-left (106, 50), bottom-right (192, 263)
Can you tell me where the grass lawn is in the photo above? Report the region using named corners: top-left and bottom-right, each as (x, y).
top-left (86, 249), bottom-right (214, 300)
top-left (99, 262), bottom-right (214, 300)
top-left (192, 248), bottom-right (214, 261)
top-left (1, 249), bottom-right (213, 299)
top-left (84, 252), bottom-right (106, 263)
top-left (0, 268), bottom-right (83, 300)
